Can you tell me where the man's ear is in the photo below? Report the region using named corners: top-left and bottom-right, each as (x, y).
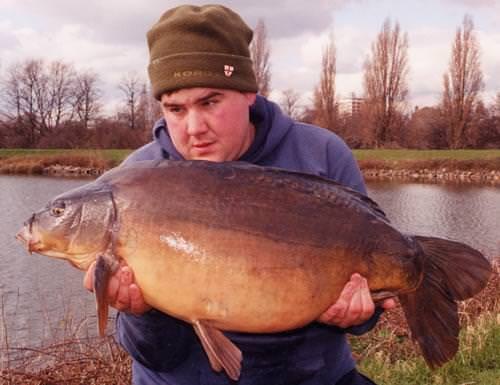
top-left (244, 92), bottom-right (257, 106)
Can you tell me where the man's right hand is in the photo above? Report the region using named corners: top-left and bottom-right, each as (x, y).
top-left (83, 261), bottom-right (152, 315)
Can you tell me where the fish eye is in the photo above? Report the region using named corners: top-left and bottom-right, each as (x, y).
top-left (50, 202), bottom-right (66, 217)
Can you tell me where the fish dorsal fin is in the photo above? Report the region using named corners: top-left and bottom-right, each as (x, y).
top-left (261, 165), bottom-right (388, 221)
top-left (193, 320), bottom-right (242, 381)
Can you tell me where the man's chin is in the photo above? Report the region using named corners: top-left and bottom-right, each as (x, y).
top-left (188, 151), bottom-right (226, 162)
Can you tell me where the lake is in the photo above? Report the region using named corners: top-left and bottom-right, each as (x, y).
top-left (0, 175), bottom-right (498, 348)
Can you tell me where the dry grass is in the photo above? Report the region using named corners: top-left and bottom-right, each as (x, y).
top-left (351, 258), bottom-right (500, 363)
top-left (0, 154), bottom-right (114, 175)
top-left (0, 336), bottom-right (131, 385)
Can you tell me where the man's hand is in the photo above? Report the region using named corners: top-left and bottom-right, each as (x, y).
top-left (83, 261), bottom-right (152, 315)
top-left (318, 273), bottom-right (396, 328)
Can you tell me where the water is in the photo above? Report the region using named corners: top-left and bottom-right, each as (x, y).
top-left (0, 175), bottom-right (498, 347)
top-left (367, 181), bottom-right (499, 259)
top-left (0, 175), bottom-right (97, 348)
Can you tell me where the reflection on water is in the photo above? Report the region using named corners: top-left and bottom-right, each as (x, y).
top-left (367, 181), bottom-right (499, 259)
top-left (0, 175), bottom-right (498, 347)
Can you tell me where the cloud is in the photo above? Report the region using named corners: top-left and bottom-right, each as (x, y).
top-left (0, 21), bottom-right (17, 53)
top-left (407, 26), bottom-right (453, 104)
top-left (478, 30), bottom-right (500, 103)
top-left (6, 0), bottom-right (361, 43)
top-left (1, 0), bottom-right (497, 110)
top-left (0, 22), bottom-right (148, 108)
top-left (442, 0), bottom-right (498, 7)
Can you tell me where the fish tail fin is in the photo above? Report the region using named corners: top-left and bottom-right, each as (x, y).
top-left (399, 236), bottom-right (492, 368)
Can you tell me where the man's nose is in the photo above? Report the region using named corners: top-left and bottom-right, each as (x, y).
top-left (186, 111), bottom-right (208, 136)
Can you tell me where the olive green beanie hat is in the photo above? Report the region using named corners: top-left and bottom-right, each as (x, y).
top-left (147, 4), bottom-right (258, 100)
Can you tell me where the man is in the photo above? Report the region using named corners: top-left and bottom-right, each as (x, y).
top-left (84, 4), bottom-right (395, 384)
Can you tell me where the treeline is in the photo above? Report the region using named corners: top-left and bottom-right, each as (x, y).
top-left (0, 15), bottom-right (499, 150)
top-left (255, 15), bottom-right (500, 149)
top-left (0, 61), bottom-right (161, 149)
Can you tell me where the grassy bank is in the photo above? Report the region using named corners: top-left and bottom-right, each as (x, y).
top-left (0, 149), bottom-right (131, 163)
top-left (0, 149), bottom-right (131, 175)
top-left (0, 149), bottom-right (499, 176)
top-left (353, 149), bottom-right (500, 161)
top-left (354, 149), bottom-right (500, 173)
top-left (1, 260), bottom-right (498, 385)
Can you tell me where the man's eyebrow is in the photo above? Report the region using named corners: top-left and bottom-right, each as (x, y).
top-left (196, 91), bottom-right (223, 103)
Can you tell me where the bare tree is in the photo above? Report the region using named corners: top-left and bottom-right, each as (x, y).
top-left (363, 18), bottom-right (409, 147)
top-left (1, 59), bottom-right (46, 145)
top-left (406, 107), bottom-right (447, 149)
top-left (441, 15), bottom-right (484, 149)
top-left (250, 19), bottom-right (271, 97)
top-left (136, 83), bottom-right (161, 137)
top-left (494, 92), bottom-right (500, 117)
top-left (280, 88), bottom-right (302, 120)
top-left (313, 32), bottom-right (337, 131)
top-left (73, 71), bottom-right (102, 130)
top-left (3, 59), bottom-right (77, 137)
top-left (119, 73), bottom-right (142, 130)
top-left (46, 60), bottom-right (76, 130)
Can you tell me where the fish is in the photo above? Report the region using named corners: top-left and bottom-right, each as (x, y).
top-left (16, 159), bottom-right (492, 380)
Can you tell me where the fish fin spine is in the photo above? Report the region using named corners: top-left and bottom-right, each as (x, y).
top-left (399, 236), bottom-right (492, 368)
top-left (193, 320), bottom-right (242, 381)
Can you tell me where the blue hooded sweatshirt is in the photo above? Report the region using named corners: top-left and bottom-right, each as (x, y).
top-left (117, 95), bottom-right (381, 385)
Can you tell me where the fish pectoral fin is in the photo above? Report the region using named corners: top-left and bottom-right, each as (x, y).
top-left (371, 290), bottom-right (397, 304)
top-left (192, 320), bottom-right (242, 381)
top-left (93, 254), bottom-right (117, 337)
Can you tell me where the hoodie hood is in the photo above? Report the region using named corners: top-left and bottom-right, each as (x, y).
top-left (152, 95), bottom-right (294, 163)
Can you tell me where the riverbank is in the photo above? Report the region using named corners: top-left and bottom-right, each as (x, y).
top-left (358, 158), bottom-right (500, 184)
top-left (1, 259), bottom-right (498, 384)
top-left (1, 149), bottom-right (499, 184)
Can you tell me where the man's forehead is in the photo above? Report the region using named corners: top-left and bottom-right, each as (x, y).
top-left (161, 88), bottom-right (227, 104)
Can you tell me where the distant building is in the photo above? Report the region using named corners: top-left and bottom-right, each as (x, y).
top-left (351, 96), bottom-right (364, 115)
top-left (339, 93), bottom-right (364, 116)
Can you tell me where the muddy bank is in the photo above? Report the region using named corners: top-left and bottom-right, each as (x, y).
top-left (43, 164), bottom-right (105, 177)
top-left (358, 158), bottom-right (500, 184)
top-left (362, 168), bottom-right (500, 184)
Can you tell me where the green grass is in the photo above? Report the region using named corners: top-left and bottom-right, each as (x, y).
top-left (355, 312), bottom-right (500, 385)
top-left (1, 149), bottom-right (498, 163)
top-left (353, 149), bottom-right (500, 161)
top-left (0, 149), bottom-right (132, 164)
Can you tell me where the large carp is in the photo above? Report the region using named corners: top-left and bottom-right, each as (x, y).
top-left (17, 160), bottom-right (491, 380)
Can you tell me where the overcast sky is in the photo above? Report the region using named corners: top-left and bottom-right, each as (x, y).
top-left (1, 0), bottom-right (499, 113)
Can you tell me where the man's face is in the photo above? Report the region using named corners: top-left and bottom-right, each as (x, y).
top-left (160, 88), bottom-right (257, 162)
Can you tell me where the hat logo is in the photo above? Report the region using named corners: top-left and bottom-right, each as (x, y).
top-left (224, 65), bottom-right (234, 77)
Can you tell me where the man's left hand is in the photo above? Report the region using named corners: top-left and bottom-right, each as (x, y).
top-left (318, 273), bottom-right (396, 328)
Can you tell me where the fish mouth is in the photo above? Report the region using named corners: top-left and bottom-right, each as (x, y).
top-left (15, 226), bottom-right (42, 254)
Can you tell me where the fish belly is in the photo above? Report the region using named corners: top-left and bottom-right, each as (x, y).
top-left (119, 219), bottom-right (357, 333)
